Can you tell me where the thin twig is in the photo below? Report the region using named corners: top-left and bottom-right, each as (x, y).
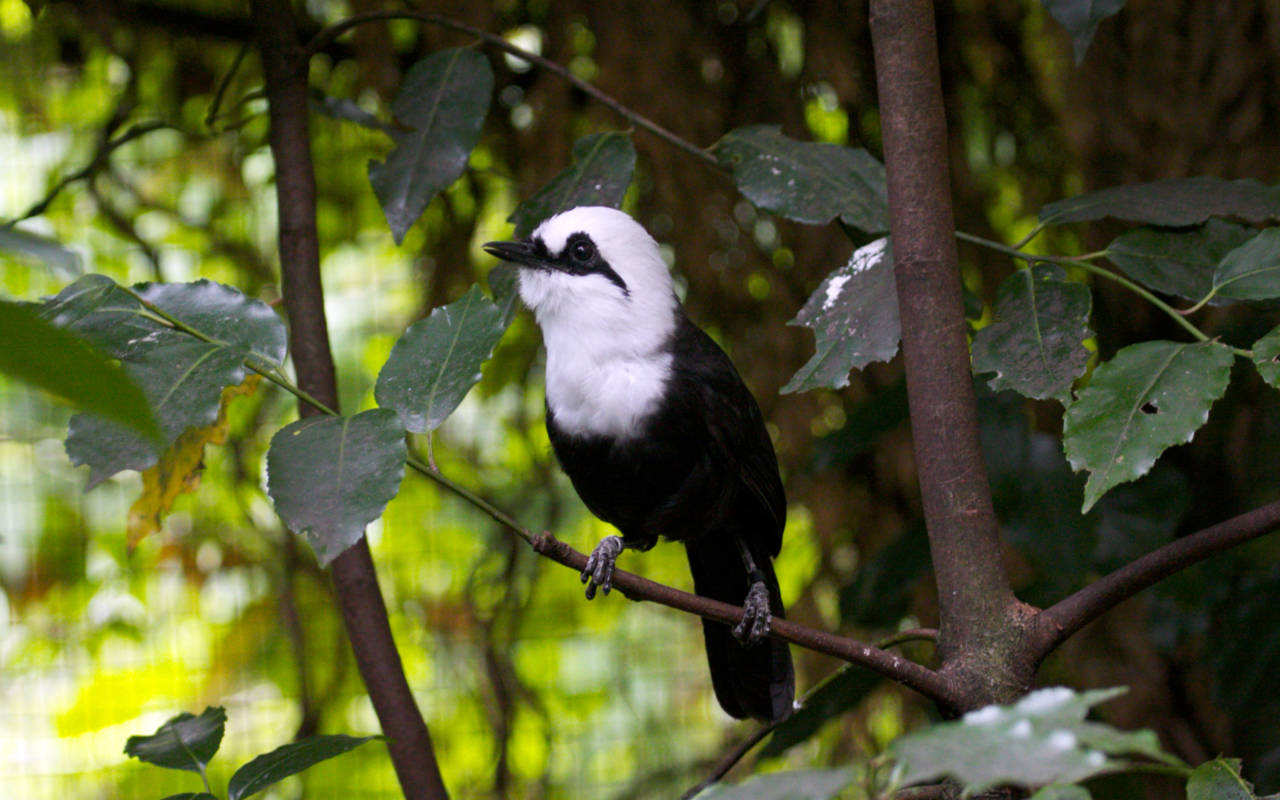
top-left (680, 723), bottom-right (779, 799)
top-left (302, 10), bottom-right (719, 167)
top-left (876, 628), bottom-right (938, 649)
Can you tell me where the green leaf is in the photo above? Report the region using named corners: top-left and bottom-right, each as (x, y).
top-left (759, 666), bottom-right (880, 759)
top-left (971, 264), bottom-right (1092, 403)
top-left (1187, 758), bottom-right (1255, 800)
top-left (124, 707), bottom-right (226, 773)
top-left (1251, 324), bottom-right (1280, 388)
top-left (1039, 0), bottom-right (1125, 63)
top-left (509, 131), bottom-right (636, 237)
top-left (0, 300), bottom-right (162, 444)
top-left (311, 92), bottom-right (402, 137)
top-left (1063, 340), bottom-right (1233, 513)
top-left (375, 285), bottom-right (507, 433)
top-left (693, 768), bottom-right (853, 799)
top-left (487, 263), bottom-right (520, 328)
top-left (1107, 220), bottom-right (1256, 304)
top-left (1040, 177), bottom-right (1280, 227)
top-left (40, 273), bottom-right (176, 358)
top-left (66, 340), bottom-right (250, 488)
top-left (369, 49), bottom-right (493, 243)
top-left (714, 125), bottom-right (888, 232)
top-left (1211, 227), bottom-right (1280, 301)
top-left (891, 687), bottom-right (1174, 793)
top-left (1029, 786), bottom-right (1092, 800)
top-left (782, 238), bottom-right (898, 393)
top-left (136, 280), bottom-right (288, 367)
top-left (266, 409), bottom-right (407, 566)
top-left (227, 734), bottom-right (378, 800)
top-left (0, 226), bottom-right (83, 275)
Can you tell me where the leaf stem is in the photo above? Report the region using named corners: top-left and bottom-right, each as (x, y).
top-left (955, 231), bottom-right (1214, 345)
top-left (404, 455), bottom-right (532, 544)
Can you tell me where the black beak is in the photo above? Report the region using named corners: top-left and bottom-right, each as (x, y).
top-left (482, 239), bottom-right (545, 269)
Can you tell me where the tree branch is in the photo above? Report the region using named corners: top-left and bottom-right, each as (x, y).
top-left (1031, 499), bottom-right (1280, 658)
top-left (302, 9), bottom-right (719, 167)
top-left (249, 1), bottom-right (449, 797)
top-left (531, 533), bottom-right (960, 707)
top-left (868, 0), bottom-right (1023, 701)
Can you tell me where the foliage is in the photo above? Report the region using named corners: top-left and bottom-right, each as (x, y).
top-left (124, 706), bottom-right (377, 799)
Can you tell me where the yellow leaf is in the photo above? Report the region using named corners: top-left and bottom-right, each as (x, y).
top-left (127, 375), bottom-right (261, 549)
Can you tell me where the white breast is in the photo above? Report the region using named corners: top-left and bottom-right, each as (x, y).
top-left (545, 344), bottom-right (672, 439)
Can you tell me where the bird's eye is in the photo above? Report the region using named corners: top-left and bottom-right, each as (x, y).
top-left (570, 240), bottom-right (594, 262)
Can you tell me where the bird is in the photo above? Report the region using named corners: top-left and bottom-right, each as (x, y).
top-left (483, 206), bottom-right (794, 723)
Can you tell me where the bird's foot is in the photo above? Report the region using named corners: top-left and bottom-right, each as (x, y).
top-left (733, 580), bottom-right (773, 645)
top-left (582, 535), bottom-right (624, 599)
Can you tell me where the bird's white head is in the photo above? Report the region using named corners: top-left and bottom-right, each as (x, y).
top-left (483, 206), bottom-right (677, 353)
top-left (483, 206), bottom-right (680, 438)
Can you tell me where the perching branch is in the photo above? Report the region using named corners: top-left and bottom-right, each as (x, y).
top-left (1030, 498), bottom-right (1280, 659)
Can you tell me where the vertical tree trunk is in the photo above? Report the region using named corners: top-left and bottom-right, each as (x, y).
top-left (250, 1), bottom-right (450, 796)
top-left (868, 0), bottom-right (1029, 706)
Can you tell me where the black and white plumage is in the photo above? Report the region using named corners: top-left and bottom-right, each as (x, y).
top-left (483, 206), bottom-right (794, 723)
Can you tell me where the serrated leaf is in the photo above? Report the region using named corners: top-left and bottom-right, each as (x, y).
top-left (375, 284), bottom-right (507, 432)
top-left (127, 376), bottom-right (261, 548)
top-left (266, 409), bottom-right (407, 566)
top-left (891, 687), bottom-right (1167, 793)
top-left (693, 768), bottom-right (853, 800)
top-left (1029, 786), bottom-right (1092, 800)
top-left (369, 49), bottom-right (493, 243)
top-left (782, 238), bottom-right (897, 393)
top-left (972, 264), bottom-right (1092, 403)
top-left (1251, 325), bottom-right (1280, 388)
top-left (1063, 340), bottom-right (1233, 513)
top-left (124, 707), bottom-right (226, 773)
top-left (227, 734), bottom-right (378, 800)
top-left (41, 274), bottom-right (176, 358)
top-left (1040, 177), bottom-right (1280, 227)
top-left (1039, 0), bottom-right (1125, 63)
top-left (1107, 220), bottom-right (1256, 304)
top-left (714, 125), bottom-right (888, 232)
top-left (759, 666), bottom-right (880, 759)
top-left (66, 341), bottom-right (250, 488)
top-left (1211, 228), bottom-right (1280, 301)
top-left (509, 132), bottom-right (636, 237)
top-left (0, 300), bottom-right (162, 444)
top-left (0, 226), bottom-right (83, 276)
top-left (1187, 758), bottom-right (1255, 800)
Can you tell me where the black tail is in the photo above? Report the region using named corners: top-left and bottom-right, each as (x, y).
top-left (686, 538), bottom-right (795, 722)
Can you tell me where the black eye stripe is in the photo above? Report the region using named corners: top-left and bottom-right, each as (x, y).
top-left (558, 232), bottom-right (629, 296)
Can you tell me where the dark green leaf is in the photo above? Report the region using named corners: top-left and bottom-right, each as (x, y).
top-left (971, 264), bottom-right (1092, 403)
top-left (137, 280), bottom-right (287, 367)
top-left (782, 238), bottom-right (898, 393)
top-left (839, 520), bottom-right (930, 628)
top-left (759, 667), bottom-right (880, 759)
top-left (1251, 324), bottom-right (1280, 388)
top-left (1039, 0), bottom-right (1125, 63)
top-left (369, 49), bottom-right (493, 243)
top-left (891, 687), bottom-right (1172, 793)
top-left (714, 125), bottom-right (888, 232)
top-left (66, 340), bottom-right (250, 487)
top-left (266, 409), bottom-right (407, 566)
top-left (0, 226), bottom-right (83, 276)
top-left (124, 707), bottom-right (226, 773)
top-left (1212, 227), bottom-right (1280, 301)
top-left (375, 285), bottom-right (507, 432)
top-left (1040, 177), bottom-right (1280, 227)
top-left (810, 378), bottom-right (908, 470)
top-left (1107, 220), bottom-right (1256, 304)
top-left (228, 734), bottom-right (378, 800)
top-left (1063, 341), bottom-right (1233, 512)
top-left (1187, 759), bottom-right (1255, 800)
top-left (0, 300), bottom-right (161, 444)
top-left (40, 274), bottom-right (171, 358)
top-left (693, 768), bottom-right (853, 800)
top-left (509, 132), bottom-right (636, 237)
top-left (1029, 786), bottom-right (1092, 800)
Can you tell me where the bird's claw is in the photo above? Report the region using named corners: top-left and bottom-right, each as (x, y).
top-left (582, 535), bottom-right (624, 599)
top-left (733, 580), bottom-right (773, 645)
